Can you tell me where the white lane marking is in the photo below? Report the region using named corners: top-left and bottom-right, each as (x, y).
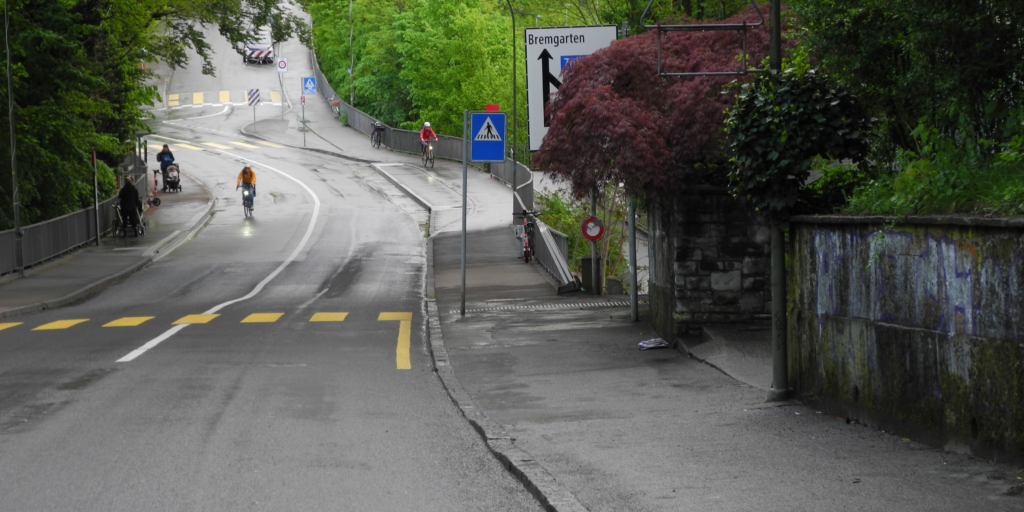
top-left (117, 136), bottom-right (322, 363)
top-left (181, 105), bottom-right (231, 120)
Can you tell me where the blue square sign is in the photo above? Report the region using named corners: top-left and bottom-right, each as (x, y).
top-left (470, 111), bottom-right (506, 162)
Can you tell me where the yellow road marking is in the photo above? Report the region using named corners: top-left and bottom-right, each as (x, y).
top-left (219, 90), bottom-right (231, 103)
top-left (34, 319), bottom-right (89, 330)
top-left (0, 322), bottom-right (23, 331)
top-left (175, 143), bottom-right (204, 150)
top-left (241, 313), bottom-right (284, 323)
top-left (192, 92), bottom-right (204, 105)
top-left (269, 91), bottom-right (282, 103)
top-left (230, 141), bottom-right (260, 149)
top-left (256, 141), bottom-right (284, 148)
top-left (241, 90), bottom-right (248, 103)
top-left (172, 314), bottom-right (219, 325)
top-left (103, 317), bottom-right (155, 327)
top-left (168, 94), bottom-right (179, 101)
top-left (169, 100), bottom-right (179, 107)
top-left (378, 312), bottom-right (412, 370)
top-left (201, 142), bottom-right (231, 149)
top-left (310, 312), bottom-right (348, 322)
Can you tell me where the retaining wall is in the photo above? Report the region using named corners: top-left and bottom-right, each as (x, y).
top-left (789, 216), bottom-right (1024, 461)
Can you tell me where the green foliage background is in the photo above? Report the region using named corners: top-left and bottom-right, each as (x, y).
top-left (1, 0), bottom-right (308, 230)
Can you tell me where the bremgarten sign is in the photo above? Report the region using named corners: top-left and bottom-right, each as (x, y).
top-left (524, 25), bottom-right (617, 152)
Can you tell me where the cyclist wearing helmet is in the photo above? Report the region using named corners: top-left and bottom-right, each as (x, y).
top-left (419, 122), bottom-right (437, 155)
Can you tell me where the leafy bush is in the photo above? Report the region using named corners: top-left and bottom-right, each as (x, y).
top-left (725, 67), bottom-right (872, 218)
top-left (843, 117), bottom-right (1024, 216)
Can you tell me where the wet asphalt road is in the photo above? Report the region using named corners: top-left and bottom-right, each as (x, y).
top-left (0, 31), bottom-right (542, 511)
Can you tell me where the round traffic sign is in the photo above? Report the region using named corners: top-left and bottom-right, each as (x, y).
top-left (300, 95), bottom-right (305, 105)
top-left (581, 217), bottom-right (604, 241)
top-left (276, 57), bottom-right (288, 73)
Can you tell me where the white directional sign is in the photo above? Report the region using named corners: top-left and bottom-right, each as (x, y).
top-left (524, 26), bottom-right (617, 152)
top-left (276, 56), bottom-right (288, 73)
top-left (303, 77), bottom-right (317, 94)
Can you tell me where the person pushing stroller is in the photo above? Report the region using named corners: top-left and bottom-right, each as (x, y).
top-left (117, 176), bottom-right (144, 236)
top-left (156, 144), bottom-right (175, 192)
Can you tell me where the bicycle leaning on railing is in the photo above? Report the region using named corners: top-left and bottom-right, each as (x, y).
top-left (517, 209), bottom-right (542, 263)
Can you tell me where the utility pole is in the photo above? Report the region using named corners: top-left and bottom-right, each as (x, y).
top-left (6, 0), bottom-right (22, 276)
top-left (767, 0), bottom-right (788, 402)
top-left (504, 0), bottom-right (518, 214)
top-left (348, 0), bottom-right (354, 106)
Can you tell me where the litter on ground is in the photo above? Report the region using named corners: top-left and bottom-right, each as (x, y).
top-left (638, 338), bottom-right (669, 350)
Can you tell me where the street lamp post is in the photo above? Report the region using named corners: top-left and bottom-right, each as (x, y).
top-left (349, 0), bottom-right (354, 106)
top-left (5, 0), bottom-right (22, 277)
top-left (504, 0), bottom-right (518, 213)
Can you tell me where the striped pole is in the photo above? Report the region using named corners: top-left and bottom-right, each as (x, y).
top-left (248, 89), bottom-right (260, 134)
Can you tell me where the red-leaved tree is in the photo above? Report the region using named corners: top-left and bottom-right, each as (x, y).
top-left (532, 4), bottom-right (786, 200)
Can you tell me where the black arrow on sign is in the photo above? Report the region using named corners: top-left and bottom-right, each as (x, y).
top-left (539, 49), bottom-right (562, 127)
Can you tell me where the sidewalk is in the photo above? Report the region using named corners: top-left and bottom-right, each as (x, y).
top-left (172, 44), bottom-right (1024, 510)
top-left (0, 172), bottom-right (214, 319)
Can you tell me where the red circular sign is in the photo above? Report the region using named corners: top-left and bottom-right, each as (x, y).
top-left (581, 217), bottom-right (604, 241)
top-left (300, 95), bottom-right (305, 105)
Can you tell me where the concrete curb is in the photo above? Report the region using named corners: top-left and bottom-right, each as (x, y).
top-left (423, 238), bottom-right (588, 512)
top-left (370, 164), bottom-right (434, 217)
top-left (0, 173), bottom-right (217, 320)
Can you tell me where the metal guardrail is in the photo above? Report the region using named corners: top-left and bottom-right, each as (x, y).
top-left (2, 154), bottom-right (145, 276)
top-left (1, 196), bottom-right (118, 276)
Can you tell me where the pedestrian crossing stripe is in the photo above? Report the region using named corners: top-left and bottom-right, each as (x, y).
top-left (0, 322), bottom-right (23, 331)
top-left (168, 93), bottom-right (179, 107)
top-left (173, 314), bottom-right (219, 325)
top-left (219, 91), bottom-right (231, 103)
top-left (256, 141), bottom-right (284, 148)
top-left (241, 313), bottom-right (284, 323)
top-left (103, 317), bottom-right (154, 327)
top-left (310, 312), bottom-right (348, 322)
top-left (229, 141), bottom-right (260, 149)
top-left (201, 142), bottom-right (232, 149)
top-left (269, 91), bottom-right (282, 103)
top-left (173, 143), bottom-right (204, 151)
top-left (192, 92), bottom-right (204, 105)
top-left (34, 319), bottom-right (89, 330)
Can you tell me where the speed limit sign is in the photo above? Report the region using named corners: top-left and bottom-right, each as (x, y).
top-left (581, 217), bottom-right (604, 241)
top-left (276, 57), bottom-right (288, 73)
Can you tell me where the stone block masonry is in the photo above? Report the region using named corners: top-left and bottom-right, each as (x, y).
top-left (648, 189), bottom-right (771, 339)
top-left (789, 215), bottom-right (1024, 462)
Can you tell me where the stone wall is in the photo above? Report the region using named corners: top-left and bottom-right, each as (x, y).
top-left (648, 190), bottom-right (771, 340)
top-left (789, 216), bottom-right (1024, 460)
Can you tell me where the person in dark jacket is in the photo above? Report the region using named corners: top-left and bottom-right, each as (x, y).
top-left (156, 144), bottom-right (175, 192)
top-left (118, 177), bottom-right (142, 232)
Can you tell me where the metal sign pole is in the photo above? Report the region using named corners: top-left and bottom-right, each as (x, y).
top-left (461, 110), bottom-right (469, 316)
top-left (591, 191), bottom-right (599, 295)
top-left (628, 199), bottom-right (638, 320)
top-left (302, 102), bottom-right (306, 146)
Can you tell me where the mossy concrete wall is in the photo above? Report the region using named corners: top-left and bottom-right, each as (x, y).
top-left (789, 216), bottom-right (1024, 461)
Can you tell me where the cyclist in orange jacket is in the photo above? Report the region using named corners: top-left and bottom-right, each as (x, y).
top-left (236, 166), bottom-right (257, 209)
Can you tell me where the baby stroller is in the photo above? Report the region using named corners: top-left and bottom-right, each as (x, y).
top-left (163, 164), bottom-right (182, 192)
top-left (243, 43), bottom-right (274, 65)
top-left (111, 201), bottom-right (145, 237)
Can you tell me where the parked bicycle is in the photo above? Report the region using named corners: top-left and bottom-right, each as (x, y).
top-left (370, 121), bottom-right (385, 148)
top-left (517, 210), bottom-right (542, 263)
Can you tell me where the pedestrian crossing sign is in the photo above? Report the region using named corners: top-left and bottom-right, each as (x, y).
top-left (303, 77), bottom-right (317, 94)
top-left (470, 111), bottom-right (506, 162)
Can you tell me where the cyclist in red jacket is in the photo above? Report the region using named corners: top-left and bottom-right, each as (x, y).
top-left (419, 122), bottom-right (437, 156)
